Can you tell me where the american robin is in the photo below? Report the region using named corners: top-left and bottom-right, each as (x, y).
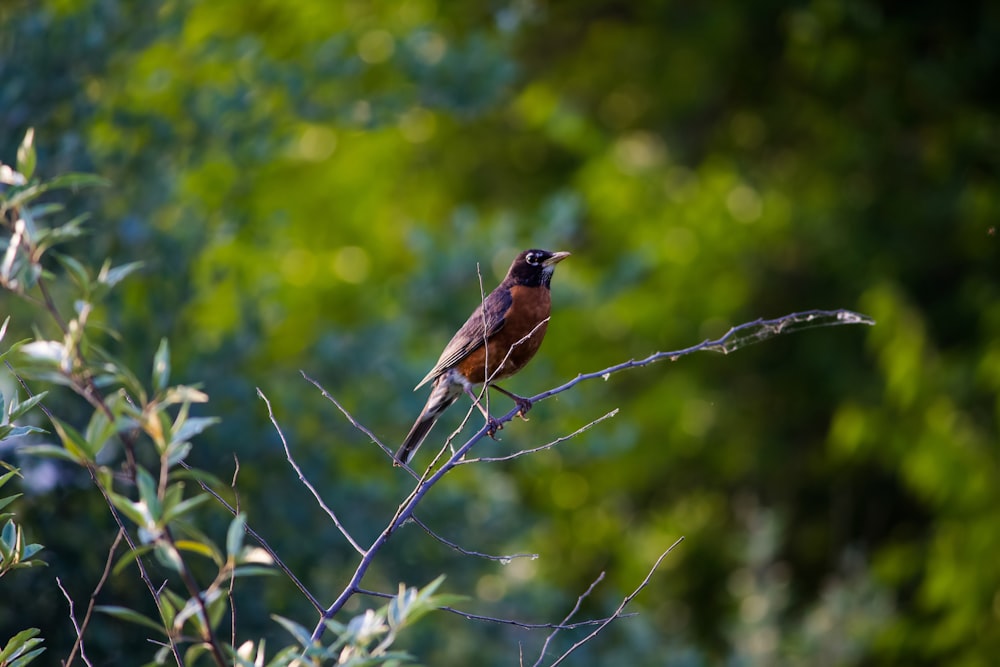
top-left (394, 249), bottom-right (571, 465)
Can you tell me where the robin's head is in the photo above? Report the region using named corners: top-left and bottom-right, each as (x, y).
top-left (506, 249), bottom-right (571, 288)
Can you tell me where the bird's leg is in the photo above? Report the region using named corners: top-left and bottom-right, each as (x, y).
top-left (490, 383), bottom-right (533, 420)
top-left (462, 385), bottom-right (503, 438)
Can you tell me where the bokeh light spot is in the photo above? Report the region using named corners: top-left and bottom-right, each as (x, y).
top-left (399, 107), bottom-right (436, 143)
top-left (282, 248), bottom-right (318, 286)
top-left (727, 184), bottom-right (763, 223)
top-left (358, 30), bottom-right (395, 64)
top-left (332, 246), bottom-right (370, 283)
top-left (296, 125), bottom-right (337, 162)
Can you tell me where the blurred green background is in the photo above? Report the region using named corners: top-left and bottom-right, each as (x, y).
top-left (2, 0), bottom-right (998, 664)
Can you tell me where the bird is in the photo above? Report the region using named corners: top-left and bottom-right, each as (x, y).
top-left (394, 248), bottom-right (571, 466)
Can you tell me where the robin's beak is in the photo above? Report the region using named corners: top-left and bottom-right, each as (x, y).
top-left (543, 251), bottom-right (571, 267)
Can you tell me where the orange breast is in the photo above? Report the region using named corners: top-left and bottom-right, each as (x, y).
top-left (456, 284), bottom-right (551, 385)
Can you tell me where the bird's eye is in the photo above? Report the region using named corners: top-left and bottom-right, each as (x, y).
top-left (525, 252), bottom-right (539, 265)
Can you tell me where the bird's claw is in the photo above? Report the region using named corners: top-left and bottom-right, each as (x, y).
top-left (486, 416), bottom-right (504, 439)
top-left (514, 397), bottom-right (533, 421)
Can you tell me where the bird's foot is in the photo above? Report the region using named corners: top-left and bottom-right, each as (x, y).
top-left (486, 415), bottom-right (504, 439)
top-left (513, 396), bottom-right (533, 421)
top-left (491, 384), bottom-right (533, 421)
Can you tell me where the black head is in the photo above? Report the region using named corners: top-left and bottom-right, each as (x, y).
top-left (505, 249), bottom-right (571, 288)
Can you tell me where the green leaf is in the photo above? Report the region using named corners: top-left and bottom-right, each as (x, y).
top-left (8, 391), bottom-right (48, 421)
top-left (171, 416), bottom-right (219, 446)
top-left (152, 542), bottom-right (183, 572)
top-left (0, 468), bottom-right (19, 489)
top-left (1, 519), bottom-right (17, 557)
top-left (161, 493), bottom-right (211, 524)
top-left (16, 128), bottom-right (35, 181)
top-left (106, 491), bottom-right (151, 529)
top-left (83, 409), bottom-right (118, 455)
top-left (35, 217), bottom-right (88, 257)
top-left (20, 543), bottom-right (44, 560)
top-left (0, 493), bottom-right (22, 513)
top-left (0, 628), bottom-right (40, 662)
top-left (95, 606), bottom-right (167, 636)
top-left (49, 417), bottom-right (93, 462)
top-left (272, 615), bottom-right (315, 649)
top-left (16, 444), bottom-right (83, 464)
top-left (0, 337), bottom-right (30, 367)
top-left (231, 565), bottom-right (277, 578)
top-left (24, 202), bottom-right (64, 220)
top-left (42, 172), bottom-right (109, 191)
top-left (9, 645), bottom-right (47, 667)
top-left (165, 441), bottom-right (192, 467)
top-left (226, 513), bottom-right (246, 559)
top-left (53, 253), bottom-right (91, 292)
top-left (6, 425), bottom-right (47, 438)
top-left (173, 538), bottom-right (219, 562)
top-left (152, 338), bottom-right (170, 392)
top-left (98, 260), bottom-right (144, 289)
top-left (111, 543), bottom-right (155, 576)
top-left (135, 467), bottom-right (161, 522)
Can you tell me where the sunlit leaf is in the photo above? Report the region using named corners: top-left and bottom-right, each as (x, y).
top-left (271, 615), bottom-right (314, 649)
top-left (7, 391), bottom-right (48, 421)
top-left (152, 338), bottom-right (170, 392)
top-left (50, 417), bottom-right (93, 462)
top-left (95, 606), bottom-right (168, 635)
top-left (16, 128), bottom-right (36, 181)
top-left (0, 628), bottom-right (41, 662)
top-left (99, 260), bottom-right (144, 289)
top-left (226, 513), bottom-right (246, 559)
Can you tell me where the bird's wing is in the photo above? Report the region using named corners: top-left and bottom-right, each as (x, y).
top-left (414, 286), bottom-right (512, 390)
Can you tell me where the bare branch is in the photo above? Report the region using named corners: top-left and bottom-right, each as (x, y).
top-left (530, 309), bottom-right (873, 407)
top-left (410, 514), bottom-right (539, 562)
top-left (547, 537), bottom-right (685, 666)
top-left (178, 459), bottom-right (323, 613)
top-left (303, 308), bottom-right (870, 647)
top-left (57, 577), bottom-right (92, 667)
top-left (61, 530), bottom-right (122, 667)
top-left (353, 587), bottom-right (631, 630)
top-left (300, 370), bottom-right (393, 458)
top-left (533, 571), bottom-right (606, 667)
top-left (257, 387), bottom-right (365, 556)
top-left (459, 409), bottom-right (619, 464)
top-left (439, 605), bottom-right (634, 630)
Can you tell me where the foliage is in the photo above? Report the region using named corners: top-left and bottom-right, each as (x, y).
top-left (0, 133), bottom-right (464, 665)
top-left (2, 0), bottom-right (999, 665)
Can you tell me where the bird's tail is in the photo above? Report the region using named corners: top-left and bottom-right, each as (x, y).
top-left (394, 376), bottom-right (463, 466)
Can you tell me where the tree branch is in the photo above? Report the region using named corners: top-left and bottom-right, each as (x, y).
top-left (60, 530), bottom-right (123, 667)
top-left (299, 308), bottom-right (871, 647)
top-left (409, 514), bottom-right (539, 562)
top-left (257, 387), bottom-right (365, 556)
top-left (547, 537), bottom-right (685, 666)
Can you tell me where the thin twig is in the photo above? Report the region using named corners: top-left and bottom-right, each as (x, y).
top-left (410, 514), bottom-right (539, 562)
top-left (459, 409), bottom-right (619, 464)
top-left (178, 460), bottom-right (322, 613)
top-left (87, 468), bottom-right (185, 667)
top-left (440, 605), bottom-right (634, 630)
top-left (547, 537), bottom-right (685, 666)
top-left (352, 587), bottom-right (627, 629)
top-left (300, 371), bottom-right (392, 457)
top-left (533, 572), bottom-right (606, 667)
top-left (61, 530), bottom-right (123, 667)
top-left (257, 387), bottom-right (365, 556)
top-left (56, 578), bottom-right (92, 667)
